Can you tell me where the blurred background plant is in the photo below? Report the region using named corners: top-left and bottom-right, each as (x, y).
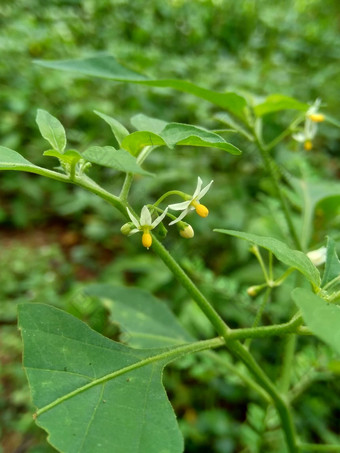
top-left (1, 0), bottom-right (340, 452)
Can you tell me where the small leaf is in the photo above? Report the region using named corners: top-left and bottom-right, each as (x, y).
top-left (34, 54), bottom-right (248, 119)
top-left (19, 303), bottom-right (184, 453)
top-left (84, 284), bottom-right (194, 348)
top-left (82, 146), bottom-right (152, 175)
top-left (44, 149), bottom-right (83, 165)
top-left (322, 237), bottom-right (340, 287)
top-left (214, 229), bottom-right (320, 287)
top-left (292, 287), bottom-right (340, 355)
top-left (94, 110), bottom-right (129, 147)
top-left (131, 113), bottom-right (168, 134)
top-left (254, 95), bottom-right (309, 117)
top-left (36, 109), bottom-right (66, 153)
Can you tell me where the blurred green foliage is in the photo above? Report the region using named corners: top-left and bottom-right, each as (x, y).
top-left (1, 0), bottom-right (340, 452)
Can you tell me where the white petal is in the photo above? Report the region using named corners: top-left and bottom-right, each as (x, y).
top-left (169, 208), bottom-right (190, 225)
top-left (192, 176), bottom-right (203, 199)
top-left (197, 179), bottom-right (213, 200)
top-left (151, 207), bottom-right (168, 228)
top-left (305, 119), bottom-right (317, 139)
top-left (168, 200), bottom-right (191, 211)
top-left (292, 132), bottom-right (305, 142)
top-left (128, 228), bottom-right (140, 236)
top-left (140, 205), bottom-right (152, 226)
top-left (126, 208), bottom-right (140, 228)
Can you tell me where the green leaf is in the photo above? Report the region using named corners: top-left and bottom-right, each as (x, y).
top-left (84, 284), bottom-right (194, 348)
top-left (131, 113), bottom-right (168, 134)
top-left (122, 131), bottom-right (168, 155)
top-left (94, 110), bottom-right (129, 147)
top-left (254, 95), bottom-right (309, 117)
top-left (43, 149), bottom-right (83, 165)
top-left (161, 123), bottom-right (241, 154)
top-left (34, 54), bottom-right (248, 119)
top-left (0, 146), bottom-right (41, 171)
top-left (36, 109), bottom-right (67, 153)
top-left (18, 303), bottom-right (184, 453)
top-left (121, 123), bottom-right (241, 156)
top-left (214, 229), bottom-right (321, 287)
top-left (82, 146), bottom-right (152, 175)
top-left (322, 237), bottom-right (340, 287)
top-left (292, 287), bottom-right (340, 355)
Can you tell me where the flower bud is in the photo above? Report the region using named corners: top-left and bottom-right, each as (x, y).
top-left (179, 224), bottom-right (194, 239)
top-left (307, 247), bottom-right (327, 266)
top-left (120, 222), bottom-right (134, 236)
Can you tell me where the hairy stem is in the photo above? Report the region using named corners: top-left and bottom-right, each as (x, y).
top-left (152, 236), bottom-right (299, 452)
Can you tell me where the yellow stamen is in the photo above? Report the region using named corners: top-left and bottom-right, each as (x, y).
top-left (142, 232), bottom-right (152, 249)
top-left (304, 140), bottom-right (313, 151)
top-left (195, 203), bottom-right (209, 218)
top-left (308, 113), bottom-right (325, 123)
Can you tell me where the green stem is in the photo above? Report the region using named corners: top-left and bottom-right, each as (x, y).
top-left (265, 114), bottom-right (305, 152)
top-left (151, 237), bottom-right (230, 339)
top-left (254, 133), bottom-right (302, 250)
top-left (120, 173), bottom-right (134, 201)
top-left (153, 190), bottom-right (187, 207)
top-left (279, 334), bottom-right (297, 393)
top-left (244, 288), bottom-right (271, 349)
top-left (152, 236), bottom-right (299, 452)
top-left (299, 444), bottom-right (340, 452)
top-left (251, 245), bottom-right (270, 283)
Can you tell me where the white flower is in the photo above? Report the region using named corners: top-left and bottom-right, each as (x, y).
top-left (126, 205), bottom-right (168, 248)
top-left (293, 99), bottom-right (324, 150)
top-left (168, 177), bottom-right (213, 225)
top-left (307, 246), bottom-right (327, 267)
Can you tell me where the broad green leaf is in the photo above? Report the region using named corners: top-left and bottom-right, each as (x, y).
top-left (292, 287), bottom-right (340, 355)
top-left (18, 303), bottom-right (184, 453)
top-left (94, 110), bottom-right (129, 147)
top-left (36, 109), bottom-right (66, 153)
top-left (122, 131), bottom-right (168, 155)
top-left (290, 177), bottom-right (340, 249)
top-left (0, 146), bottom-right (41, 171)
top-left (82, 146), bottom-right (152, 175)
top-left (254, 95), bottom-right (309, 117)
top-left (131, 113), bottom-right (168, 134)
top-left (34, 54), bottom-right (248, 119)
top-left (84, 284), bottom-right (194, 348)
top-left (43, 149), bottom-right (83, 165)
top-left (161, 123), bottom-right (241, 154)
top-left (214, 229), bottom-right (320, 287)
top-left (322, 237), bottom-right (340, 287)
top-left (122, 124), bottom-right (241, 156)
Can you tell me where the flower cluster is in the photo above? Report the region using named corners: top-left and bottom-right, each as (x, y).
top-left (293, 99), bottom-right (325, 151)
top-left (122, 177), bottom-right (213, 249)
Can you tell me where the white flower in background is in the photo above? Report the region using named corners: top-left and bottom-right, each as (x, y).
top-left (307, 246), bottom-right (327, 266)
top-left (168, 177), bottom-right (213, 225)
top-left (293, 99), bottom-right (325, 151)
top-left (306, 98), bottom-right (325, 123)
top-left (126, 205), bottom-right (168, 249)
